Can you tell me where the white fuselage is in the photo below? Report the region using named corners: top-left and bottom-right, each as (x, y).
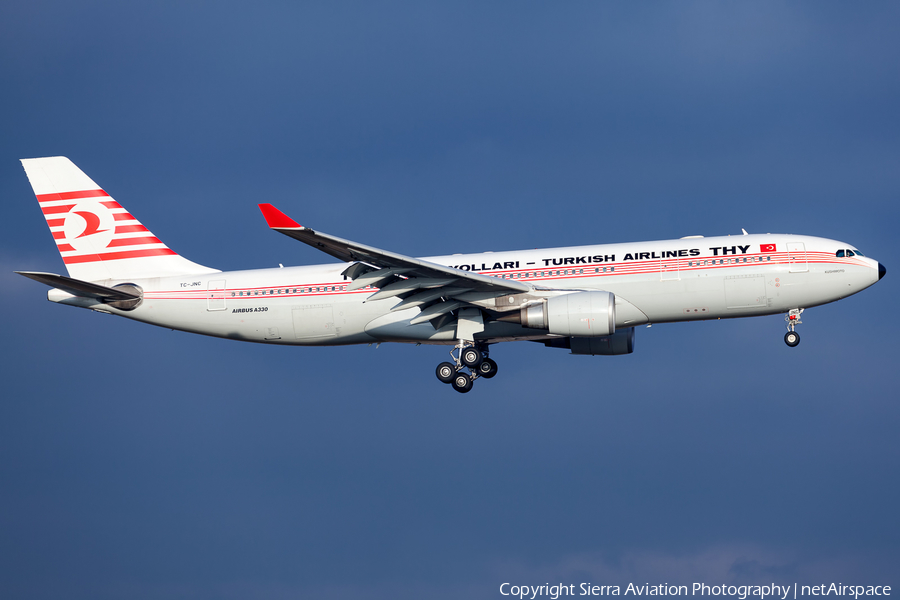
top-left (53, 233), bottom-right (881, 346)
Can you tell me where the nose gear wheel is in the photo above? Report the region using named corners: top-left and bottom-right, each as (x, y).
top-left (784, 308), bottom-right (804, 347)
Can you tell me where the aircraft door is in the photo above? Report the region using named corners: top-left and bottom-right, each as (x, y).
top-left (207, 279), bottom-right (226, 311)
top-left (787, 242), bottom-right (808, 273)
top-left (660, 257), bottom-right (680, 281)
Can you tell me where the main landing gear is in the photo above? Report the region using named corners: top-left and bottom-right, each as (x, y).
top-left (435, 343), bottom-right (498, 393)
top-left (784, 308), bottom-right (803, 347)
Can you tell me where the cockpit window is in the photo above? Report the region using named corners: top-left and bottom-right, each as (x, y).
top-left (838, 249), bottom-right (865, 257)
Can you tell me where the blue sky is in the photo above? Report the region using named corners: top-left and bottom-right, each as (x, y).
top-left (1, 2), bottom-right (898, 599)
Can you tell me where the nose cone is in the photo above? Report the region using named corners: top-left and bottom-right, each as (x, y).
top-left (879, 262), bottom-right (886, 280)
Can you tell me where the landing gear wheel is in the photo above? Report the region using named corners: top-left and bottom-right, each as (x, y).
top-left (451, 372), bottom-right (473, 393)
top-left (461, 347), bottom-right (483, 369)
top-left (477, 358), bottom-right (498, 379)
top-left (436, 362), bottom-right (457, 384)
top-left (784, 331), bottom-right (800, 347)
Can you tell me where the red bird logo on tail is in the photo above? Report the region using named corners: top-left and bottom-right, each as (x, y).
top-left (73, 211), bottom-right (109, 238)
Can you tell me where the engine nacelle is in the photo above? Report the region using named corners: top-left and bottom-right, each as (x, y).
top-left (541, 328), bottom-right (635, 355)
top-left (521, 291), bottom-right (616, 337)
top-left (570, 328), bottom-right (635, 355)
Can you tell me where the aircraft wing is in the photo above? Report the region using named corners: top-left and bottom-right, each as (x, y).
top-left (258, 204), bottom-right (532, 324)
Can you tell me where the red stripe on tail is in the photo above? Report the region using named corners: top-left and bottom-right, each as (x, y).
top-left (42, 204), bottom-right (75, 215)
top-left (106, 236), bottom-right (163, 248)
top-left (115, 224), bottom-right (149, 233)
top-left (62, 248), bottom-right (177, 264)
top-left (36, 189), bottom-right (109, 203)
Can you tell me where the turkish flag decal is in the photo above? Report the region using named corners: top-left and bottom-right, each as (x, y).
top-left (760, 244), bottom-right (777, 253)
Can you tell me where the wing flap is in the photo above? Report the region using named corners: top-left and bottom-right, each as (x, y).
top-left (409, 300), bottom-right (461, 325)
top-left (390, 287), bottom-right (468, 312)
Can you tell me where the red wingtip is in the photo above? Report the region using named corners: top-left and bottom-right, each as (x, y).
top-left (258, 203), bottom-right (302, 228)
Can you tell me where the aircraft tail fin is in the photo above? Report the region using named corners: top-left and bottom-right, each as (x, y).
top-left (21, 156), bottom-right (219, 282)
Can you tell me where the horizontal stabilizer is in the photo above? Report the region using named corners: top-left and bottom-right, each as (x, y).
top-left (16, 271), bottom-right (141, 301)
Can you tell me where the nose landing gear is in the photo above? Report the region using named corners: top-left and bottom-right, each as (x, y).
top-left (784, 308), bottom-right (803, 347)
top-left (435, 342), bottom-right (495, 392)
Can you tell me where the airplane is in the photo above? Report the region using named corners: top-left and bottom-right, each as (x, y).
top-left (18, 156), bottom-right (886, 393)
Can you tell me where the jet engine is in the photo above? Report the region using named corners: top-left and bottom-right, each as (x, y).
top-left (519, 291), bottom-right (615, 337)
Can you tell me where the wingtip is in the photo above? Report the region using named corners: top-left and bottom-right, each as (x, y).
top-left (258, 203), bottom-right (302, 229)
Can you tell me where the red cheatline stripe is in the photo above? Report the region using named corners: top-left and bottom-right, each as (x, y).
top-left (36, 189), bottom-right (109, 203)
top-left (42, 204), bottom-right (75, 215)
top-left (57, 244), bottom-right (77, 252)
top-left (115, 224), bottom-right (149, 233)
top-left (46, 218), bottom-right (65, 227)
top-left (106, 236), bottom-right (163, 248)
top-left (100, 200), bottom-right (122, 209)
top-left (62, 248), bottom-right (177, 264)
top-left (113, 212), bottom-right (135, 221)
